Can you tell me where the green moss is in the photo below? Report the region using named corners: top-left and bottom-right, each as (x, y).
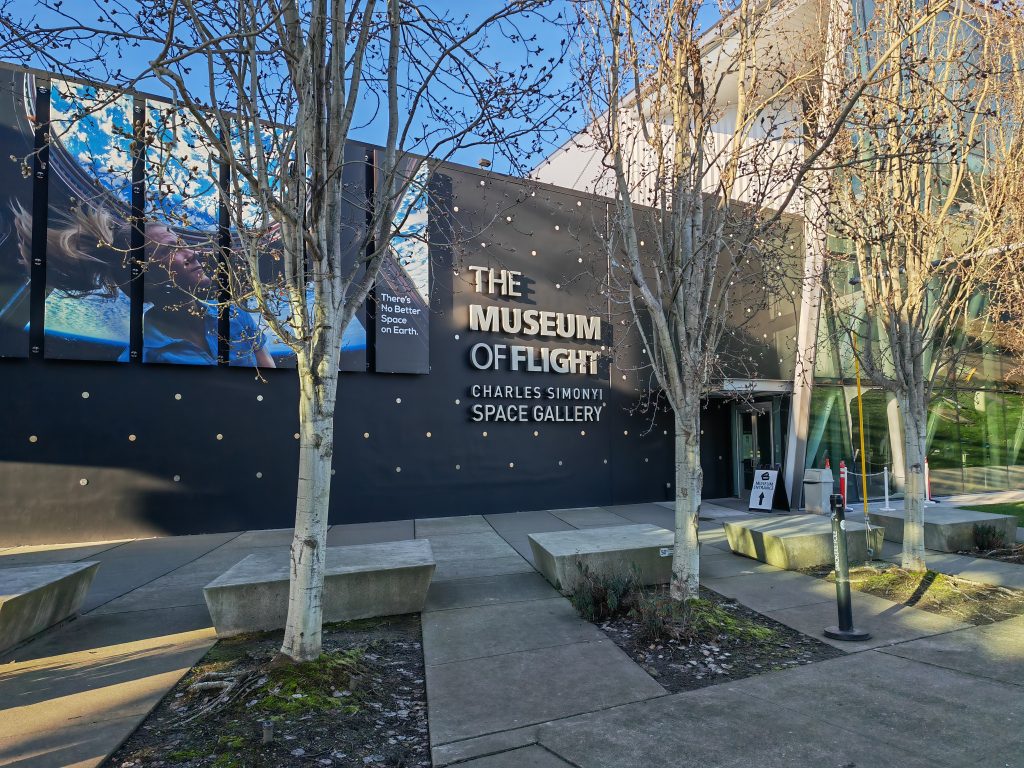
top-left (167, 747), bottom-right (204, 762)
top-left (255, 648), bottom-right (365, 714)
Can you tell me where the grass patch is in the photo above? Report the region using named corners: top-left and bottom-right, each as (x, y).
top-left (814, 565), bottom-right (1024, 625)
top-left (961, 501), bottom-right (1024, 527)
top-left (630, 591), bottom-right (779, 645)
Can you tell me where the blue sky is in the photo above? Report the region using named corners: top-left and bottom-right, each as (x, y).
top-left (3, 1), bottom-right (723, 175)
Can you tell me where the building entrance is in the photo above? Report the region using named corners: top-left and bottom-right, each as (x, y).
top-left (737, 401), bottom-right (776, 494)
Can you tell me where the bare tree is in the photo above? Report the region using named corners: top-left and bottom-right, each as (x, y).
top-left (573, 0), bottom-right (947, 599)
top-left (1, 0), bottom-right (575, 661)
top-left (825, 0), bottom-right (1021, 571)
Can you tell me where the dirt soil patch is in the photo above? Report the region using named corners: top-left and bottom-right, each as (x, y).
top-left (107, 615), bottom-right (429, 768)
top-left (595, 587), bottom-right (845, 694)
top-left (801, 565), bottom-right (1024, 625)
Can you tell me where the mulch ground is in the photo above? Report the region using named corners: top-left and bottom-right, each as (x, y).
top-left (106, 615), bottom-right (429, 768)
top-left (596, 587), bottom-right (845, 694)
top-left (801, 564), bottom-right (1024, 625)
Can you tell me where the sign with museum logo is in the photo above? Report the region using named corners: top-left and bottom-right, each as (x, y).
top-left (463, 265), bottom-right (607, 424)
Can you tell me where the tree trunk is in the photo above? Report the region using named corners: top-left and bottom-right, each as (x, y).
top-left (899, 390), bottom-right (927, 572)
top-left (671, 406), bottom-right (702, 601)
top-left (280, 357), bottom-right (339, 662)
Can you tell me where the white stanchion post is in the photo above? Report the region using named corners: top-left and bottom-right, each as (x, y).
top-left (924, 457), bottom-right (936, 505)
top-left (880, 466), bottom-right (895, 512)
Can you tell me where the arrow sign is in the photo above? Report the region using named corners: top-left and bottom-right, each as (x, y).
top-left (748, 469), bottom-right (778, 511)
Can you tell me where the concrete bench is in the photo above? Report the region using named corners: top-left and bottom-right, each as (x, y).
top-left (724, 515), bottom-right (884, 570)
top-left (868, 508), bottom-right (1018, 553)
top-left (203, 539), bottom-right (435, 637)
top-left (528, 524), bottom-right (674, 593)
top-left (0, 562), bottom-right (100, 653)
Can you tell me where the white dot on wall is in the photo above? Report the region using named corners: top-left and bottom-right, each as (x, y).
top-left (396, 466), bottom-right (402, 472)
top-left (531, 250), bottom-right (537, 256)
top-left (331, 469), bottom-right (336, 475)
top-left (28, 435), bottom-right (37, 443)
top-left (453, 206), bottom-right (460, 212)
top-left (174, 393), bottom-right (182, 400)
top-left (555, 283), bottom-right (561, 289)
top-left (455, 464), bottom-right (461, 470)
top-left (533, 430), bottom-right (539, 437)
top-left (664, 430), bottom-right (668, 435)
top-left (455, 399), bottom-right (461, 405)
top-left (173, 475), bottom-right (181, 482)
top-left (257, 394), bottom-right (264, 402)
top-left (558, 460), bottom-right (563, 466)
top-left (622, 375), bottom-right (627, 380)
top-left (603, 459), bottom-right (608, 464)
top-left (509, 462), bottom-right (515, 469)
top-left (479, 180), bottom-right (486, 186)
top-left (128, 434), bottom-right (136, 442)
top-left (216, 433), bottom-right (223, 441)
top-left (363, 432), bottom-right (370, 439)
top-left (480, 242), bottom-right (487, 248)
top-left (256, 471), bottom-right (263, 479)
top-left (79, 478), bottom-right (88, 486)
top-left (426, 431), bottom-right (432, 438)
top-left (577, 200), bottom-right (582, 206)
top-left (555, 225), bottom-right (560, 231)
top-left (640, 240), bottom-right (645, 246)
top-left (81, 391), bottom-right (90, 399)
top-left (506, 216), bottom-right (512, 222)
top-left (294, 433), bottom-right (300, 440)
top-left (645, 458), bottom-right (649, 463)
top-left (578, 258), bottom-right (583, 263)
top-left (482, 431), bottom-right (488, 437)
top-left (396, 397), bottom-right (402, 404)
top-left (580, 430), bottom-right (586, 436)
top-left (454, 333), bottom-right (460, 340)
top-left (624, 430), bottom-right (629, 436)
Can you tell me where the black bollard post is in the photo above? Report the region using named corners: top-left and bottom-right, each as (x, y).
top-left (824, 493), bottom-right (871, 641)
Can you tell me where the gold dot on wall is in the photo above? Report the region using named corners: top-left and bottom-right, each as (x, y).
top-left (28, 435), bottom-right (37, 443)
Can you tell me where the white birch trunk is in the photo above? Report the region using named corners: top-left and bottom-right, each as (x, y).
top-left (671, 407), bottom-right (702, 601)
top-left (899, 390), bottom-right (927, 572)
top-left (280, 353), bottom-right (339, 662)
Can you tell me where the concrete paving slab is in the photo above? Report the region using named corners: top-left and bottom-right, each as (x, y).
top-left (0, 562), bottom-right (100, 654)
top-left (763, 588), bottom-right (969, 651)
top-left (603, 504), bottom-right (675, 528)
top-left (431, 555), bottom-right (535, 582)
top-left (548, 508), bottom-right (631, 529)
top-left (221, 528), bottom-right (296, 548)
top-left (425, 640), bottom-right (665, 745)
top-left (700, 550), bottom-right (784, 579)
top-left (535, 675), bottom-right (938, 768)
top-left (0, 541), bottom-right (129, 567)
top-left (431, 726), bottom-right (539, 767)
top-left (326, 519), bottom-right (415, 546)
top-left (732, 651), bottom-right (1022, 766)
top-left (422, 598), bottom-right (604, 665)
top-left (424, 532), bottom-right (520, 563)
top-left (457, 745), bottom-right (573, 767)
top-left (484, 511), bottom-right (575, 564)
top-left (879, 615), bottom-right (1024, 686)
top-left (416, 515), bottom-right (494, 537)
top-left (0, 713), bottom-right (145, 768)
top-left (424, 572), bottom-right (559, 612)
top-left (702, 570), bottom-right (834, 612)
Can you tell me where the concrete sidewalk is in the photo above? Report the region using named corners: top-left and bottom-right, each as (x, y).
top-left (2, 502), bottom-right (1022, 767)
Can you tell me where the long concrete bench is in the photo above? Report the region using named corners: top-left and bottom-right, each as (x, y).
top-left (724, 515), bottom-right (884, 570)
top-left (0, 562), bottom-right (100, 653)
top-left (868, 508), bottom-right (1018, 553)
top-left (528, 524), bottom-right (674, 593)
top-left (203, 539), bottom-right (435, 637)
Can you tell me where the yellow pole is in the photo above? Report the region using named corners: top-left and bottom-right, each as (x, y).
top-left (851, 333), bottom-right (872, 553)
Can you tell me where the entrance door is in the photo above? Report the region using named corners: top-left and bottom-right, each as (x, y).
top-left (739, 402), bottom-right (774, 493)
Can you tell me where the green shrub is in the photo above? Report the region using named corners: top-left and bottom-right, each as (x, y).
top-left (568, 561), bottom-right (638, 621)
top-left (973, 524), bottom-right (1006, 551)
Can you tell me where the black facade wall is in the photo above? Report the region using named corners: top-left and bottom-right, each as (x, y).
top-left (0, 167), bottom-right (688, 545)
